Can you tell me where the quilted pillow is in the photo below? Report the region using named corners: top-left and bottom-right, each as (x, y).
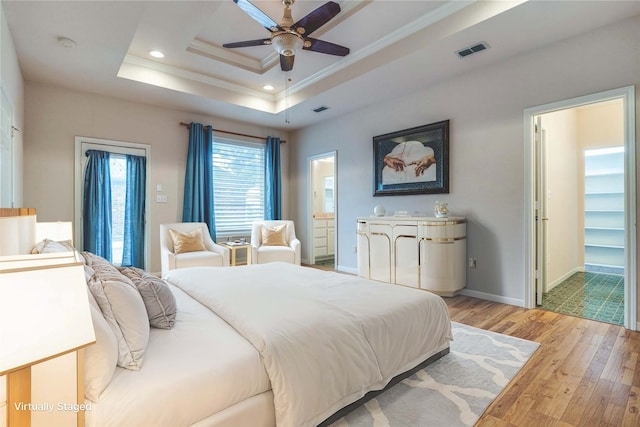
top-left (83, 251), bottom-right (150, 370)
top-left (119, 267), bottom-right (177, 329)
top-left (169, 228), bottom-right (206, 254)
top-left (261, 224), bottom-right (288, 246)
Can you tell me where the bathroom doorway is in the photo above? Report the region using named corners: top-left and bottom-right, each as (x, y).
top-left (308, 152), bottom-right (337, 268)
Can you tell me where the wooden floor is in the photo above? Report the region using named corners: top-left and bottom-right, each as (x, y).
top-left (446, 295), bottom-right (640, 427)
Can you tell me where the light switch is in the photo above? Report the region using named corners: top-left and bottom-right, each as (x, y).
top-left (156, 184), bottom-right (163, 192)
top-left (156, 194), bottom-right (168, 203)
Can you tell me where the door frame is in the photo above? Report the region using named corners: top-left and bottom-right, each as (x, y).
top-left (74, 136), bottom-right (152, 269)
top-left (307, 151), bottom-right (337, 267)
top-left (523, 85), bottom-right (637, 330)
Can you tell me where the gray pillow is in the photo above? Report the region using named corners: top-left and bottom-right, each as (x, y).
top-left (119, 267), bottom-right (177, 329)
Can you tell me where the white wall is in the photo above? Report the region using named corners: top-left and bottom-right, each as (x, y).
top-left (23, 82), bottom-right (289, 273)
top-left (0, 0), bottom-right (25, 207)
top-left (289, 14), bottom-right (640, 305)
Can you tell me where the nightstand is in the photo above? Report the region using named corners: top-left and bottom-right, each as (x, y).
top-left (220, 242), bottom-right (252, 266)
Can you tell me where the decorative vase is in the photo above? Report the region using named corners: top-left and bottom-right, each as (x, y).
top-left (374, 205), bottom-right (386, 217)
top-left (434, 201), bottom-right (449, 218)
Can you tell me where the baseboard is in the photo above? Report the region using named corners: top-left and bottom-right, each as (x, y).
top-left (458, 288), bottom-right (524, 307)
top-left (546, 267), bottom-right (584, 292)
top-left (337, 265), bottom-right (358, 275)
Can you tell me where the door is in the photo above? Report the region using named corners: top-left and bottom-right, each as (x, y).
top-left (1, 86), bottom-right (14, 207)
top-left (394, 224), bottom-right (418, 288)
top-left (308, 152), bottom-right (337, 267)
top-left (369, 223), bottom-right (392, 283)
top-left (534, 117), bottom-right (547, 305)
top-left (74, 137), bottom-right (151, 268)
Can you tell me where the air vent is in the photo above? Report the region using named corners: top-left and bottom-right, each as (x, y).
top-left (312, 106), bottom-right (330, 113)
top-left (456, 42), bottom-right (488, 58)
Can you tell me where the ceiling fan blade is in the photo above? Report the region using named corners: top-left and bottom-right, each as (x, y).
top-left (223, 38), bottom-right (271, 49)
top-left (303, 37), bottom-right (350, 56)
top-left (280, 54), bottom-right (295, 72)
top-left (293, 1), bottom-right (340, 36)
top-left (233, 0), bottom-right (281, 32)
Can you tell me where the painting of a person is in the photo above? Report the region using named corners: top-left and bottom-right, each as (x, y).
top-left (382, 140), bottom-right (436, 185)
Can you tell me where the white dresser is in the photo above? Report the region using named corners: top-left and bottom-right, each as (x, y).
top-left (357, 216), bottom-right (466, 296)
top-left (313, 217), bottom-right (335, 263)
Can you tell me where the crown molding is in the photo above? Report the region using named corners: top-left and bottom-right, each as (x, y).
top-left (119, 1), bottom-right (482, 113)
top-left (119, 55), bottom-right (276, 102)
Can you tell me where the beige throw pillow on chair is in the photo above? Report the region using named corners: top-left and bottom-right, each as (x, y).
top-left (261, 224), bottom-right (288, 246)
top-left (169, 228), bottom-right (206, 254)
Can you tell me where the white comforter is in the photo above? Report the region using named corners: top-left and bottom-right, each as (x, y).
top-left (165, 263), bottom-right (452, 427)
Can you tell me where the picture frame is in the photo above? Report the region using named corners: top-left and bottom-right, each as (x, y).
top-left (373, 120), bottom-right (449, 196)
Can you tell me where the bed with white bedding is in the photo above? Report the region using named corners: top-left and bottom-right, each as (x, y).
top-left (85, 261), bottom-right (452, 427)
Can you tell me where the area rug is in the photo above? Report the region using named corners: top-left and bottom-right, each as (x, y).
top-left (330, 322), bottom-right (540, 427)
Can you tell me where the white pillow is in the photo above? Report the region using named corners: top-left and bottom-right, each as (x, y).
top-left (31, 238), bottom-right (75, 254)
top-left (84, 252), bottom-right (150, 370)
top-left (84, 304), bottom-right (118, 402)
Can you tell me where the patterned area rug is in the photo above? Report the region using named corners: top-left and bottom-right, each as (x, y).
top-left (330, 322), bottom-right (540, 427)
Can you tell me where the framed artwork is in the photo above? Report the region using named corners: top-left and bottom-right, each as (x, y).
top-left (373, 120), bottom-right (449, 196)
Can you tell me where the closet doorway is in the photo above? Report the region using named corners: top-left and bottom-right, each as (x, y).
top-left (308, 152), bottom-right (337, 269)
top-left (524, 86), bottom-right (636, 329)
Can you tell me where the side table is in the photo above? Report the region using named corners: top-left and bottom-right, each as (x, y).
top-left (220, 242), bottom-right (252, 266)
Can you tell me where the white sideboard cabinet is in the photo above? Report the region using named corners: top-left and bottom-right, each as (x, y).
top-left (357, 216), bottom-right (466, 296)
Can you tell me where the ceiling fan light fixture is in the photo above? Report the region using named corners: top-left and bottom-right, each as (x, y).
top-left (272, 32), bottom-right (303, 56)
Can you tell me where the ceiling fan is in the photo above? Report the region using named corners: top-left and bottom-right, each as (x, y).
top-left (223, 0), bottom-right (350, 72)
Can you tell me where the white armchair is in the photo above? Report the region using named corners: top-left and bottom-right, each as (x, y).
top-left (250, 220), bottom-right (301, 265)
top-left (160, 222), bottom-right (230, 277)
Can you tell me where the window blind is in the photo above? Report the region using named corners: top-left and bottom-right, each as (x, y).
top-left (212, 138), bottom-right (265, 238)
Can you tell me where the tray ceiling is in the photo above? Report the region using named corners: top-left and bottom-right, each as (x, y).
top-left (3, 1), bottom-right (639, 129)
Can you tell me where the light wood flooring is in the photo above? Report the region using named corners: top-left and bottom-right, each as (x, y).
top-left (446, 295), bottom-right (640, 427)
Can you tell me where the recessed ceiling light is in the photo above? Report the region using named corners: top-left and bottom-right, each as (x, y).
top-left (149, 50), bottom-right (165, 59)
top-left (57, 37), bottom-right (76, 48)
top-left (263, 84), bottom-right (275, 91)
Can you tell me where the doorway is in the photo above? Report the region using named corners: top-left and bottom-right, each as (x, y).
top-left (74, 136), bottom-right (151, 269)
top-left (308, 152), bottom-right (337, 268)
top-left (524, 86), bottom-right (636, 330)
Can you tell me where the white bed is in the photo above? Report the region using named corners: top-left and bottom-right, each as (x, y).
top-left (86, 262), bottom-right (452, 427)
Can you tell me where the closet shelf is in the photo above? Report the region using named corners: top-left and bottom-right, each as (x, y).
top-left (584, 243), bottom-right (624, 250)
top-left (584, 192), bottom-right (624, 196)
top-left (585, 171), bottom-right (624, 177)
top-left (584, 226), bottom-right (624, 231)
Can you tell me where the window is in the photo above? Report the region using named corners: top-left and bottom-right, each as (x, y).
top-left (212, 138), bottom-right (265, 238)
top-left (109, 154), bottom-right (127, 264)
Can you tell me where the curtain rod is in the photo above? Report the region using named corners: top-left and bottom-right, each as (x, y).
top-left (179, 122), bottom-right (286, 144)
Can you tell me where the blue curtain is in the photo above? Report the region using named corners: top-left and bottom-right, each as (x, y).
top-left (265, 136), bottom-right (282, 220)
top-left (122, 154), bottom-right (146, 268)
top-left (83, 149), bottom-right (112, 260)
top-left (182, 122), bottom-right (216, 240)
